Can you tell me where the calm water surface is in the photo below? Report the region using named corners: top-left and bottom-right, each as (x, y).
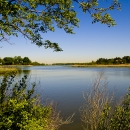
top-left (17, 66), bottom-right (130, 130)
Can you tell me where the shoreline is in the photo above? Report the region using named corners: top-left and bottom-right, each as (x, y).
top-left (0, 65), bottom-right (33, 67)
top-left (71, 64), bottom-right (130, 67)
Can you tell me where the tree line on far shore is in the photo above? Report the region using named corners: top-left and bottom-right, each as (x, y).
top-left (1, 56), bottom-right (130, 66)
top-left (52, 56), bottom-right (130, 65)
top-left (96, 56), bottom-right (130, 65)
top-left (0, 56), bottom-right (45, 66)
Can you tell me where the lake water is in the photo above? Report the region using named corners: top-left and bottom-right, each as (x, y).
top-left (17, 66), bottom-right (130, 130)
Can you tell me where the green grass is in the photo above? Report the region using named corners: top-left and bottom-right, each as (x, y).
top-left (0, 66), bottom-right (18, 74)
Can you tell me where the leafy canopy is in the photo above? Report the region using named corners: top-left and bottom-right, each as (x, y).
top-left (0, 0), bottom-right (121, 51)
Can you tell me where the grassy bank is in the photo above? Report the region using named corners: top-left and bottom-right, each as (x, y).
top-left (0, 66), bottom-right (18, 74)
top-left (71, 64), bottom-right (130, 67)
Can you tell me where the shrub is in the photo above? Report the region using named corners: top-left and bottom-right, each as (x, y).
top-left (80, 72), bottom-right (130, 130)
top-left (0, 72), bottom-right (73, 130)
top-left (98, 87), bottom-right (130, 130)
top-left (80, 72), bottom-right (114, 130)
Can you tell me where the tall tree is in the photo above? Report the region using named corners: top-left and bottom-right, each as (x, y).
top-left (13, 56), bottom-right (23, 65)
top-left (3, 57), bottom-right (14, 65)
top-left (0, 0), bottom-right (121, 51)
top-left (0, 58), bottom-right (2, 64)
top-left (23, 57), bottom-right (31, 65)
top-left (122, 56), bottom-right (130, 63)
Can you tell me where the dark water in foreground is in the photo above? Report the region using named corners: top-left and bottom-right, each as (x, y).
top-left (16, 66), bottom-right (130, 130)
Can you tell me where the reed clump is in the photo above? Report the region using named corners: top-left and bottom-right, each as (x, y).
top-left (80, 72), bottom-right (130, 130)
top-left (0, 66), bottom-right (18, 74)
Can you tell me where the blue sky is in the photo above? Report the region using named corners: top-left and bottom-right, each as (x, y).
top-left (0, 0), bottom-right (130, 64)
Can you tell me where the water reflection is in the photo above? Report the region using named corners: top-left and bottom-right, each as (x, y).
top-left (18, 69), bottom-right (31, 76)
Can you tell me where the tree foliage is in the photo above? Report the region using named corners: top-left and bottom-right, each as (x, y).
top-left (0, 56), bottom-right (46, 65)
top-left (98, 87), bottom-right (130, 130)
top-left (1, 56), bottom-right (32, 65)
top-left (13, 56), bottom-right (23, 65)
top-left (96, 56), bottom-right (130, 65)
top-left (3, 57), bottom-right (14, 65)
top-left (23, 57), bottom-right (31, 65)
top-left (52, 56), bottom-right (130, 66)
top-left (0, 0), bottom-right (121, 51)
top-left (0, 58), bottom-right (2, 64)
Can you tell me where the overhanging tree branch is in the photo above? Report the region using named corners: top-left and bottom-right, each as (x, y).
top-left (0, 0), bottom-right (121, 51)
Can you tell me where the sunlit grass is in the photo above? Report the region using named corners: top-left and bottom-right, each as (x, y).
top-left (0, 66), bottom-right (18, 74)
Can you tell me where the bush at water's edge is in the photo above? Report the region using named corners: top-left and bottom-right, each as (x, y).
top-left (0, 72), bottom-right (73, 130)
